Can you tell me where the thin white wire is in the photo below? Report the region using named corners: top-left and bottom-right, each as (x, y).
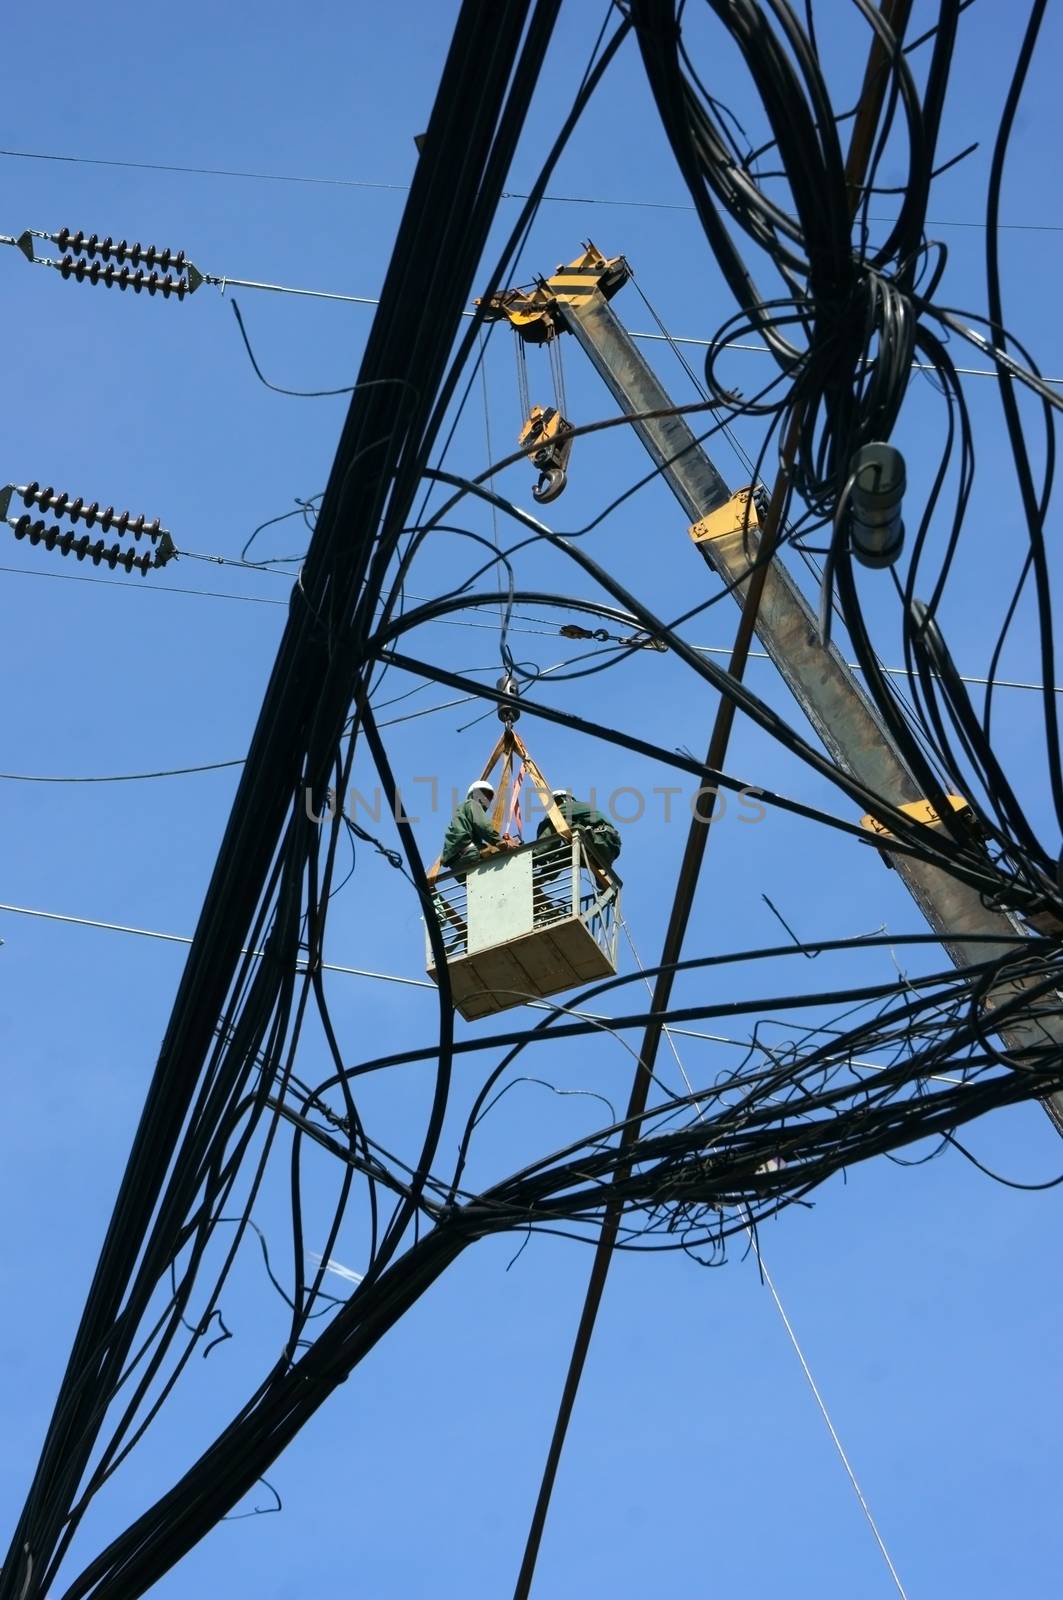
top-left (10, 892), bottom-right (958, 1080)
top-left (618, 915), bottom-right (909, 1600)
top-left (627, 327), bottom-right (1063, 385)
top-left (0, 901), bottom-right (435, 987)
top-left (748, 1242), bottom-right (909, 1597)
top-left (0, 897), bottom-right (936, 1071)
top-left (691, 644), bottom-right (1061, 695)
top-left (208, 273), bottom-right (380, 307)
top-left (213, 273), bottom-right (1063, 383)
top-left (1, 556), bottom-right (1058, 694)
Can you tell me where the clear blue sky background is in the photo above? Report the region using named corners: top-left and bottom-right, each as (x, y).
top-left (2, 3), bottom-right (1062, 1596)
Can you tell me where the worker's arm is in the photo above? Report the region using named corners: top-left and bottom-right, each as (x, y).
top-left (442, 800), bottom-right (504, 866)
top-left (469, 804), bottom-right (502, 852)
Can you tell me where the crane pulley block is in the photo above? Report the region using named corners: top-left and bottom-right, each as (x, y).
top-left (496, 673), bottom-right (521, 725)
top-left (477, 242), bottom-right (630, 343)
top-left (481, 246), bottom-right (622, 504)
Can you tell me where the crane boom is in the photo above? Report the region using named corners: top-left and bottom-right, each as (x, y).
top-left (483, 244), bottom-right (1063, 1122)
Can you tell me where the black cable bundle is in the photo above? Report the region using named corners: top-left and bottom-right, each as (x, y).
top-left (6, 7), bottom-right (1063, 1598)
top-left (629, 0), bottom-right (1063, 924)
top-left (630, 0), bottom-right (959, 513)
top-left (0, 4), bottom-right (574, 1594)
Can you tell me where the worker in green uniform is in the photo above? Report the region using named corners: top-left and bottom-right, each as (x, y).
top-left (441, 780), bottom-right (517, 873)
top-left (536, 788), bottom-right (621, 868)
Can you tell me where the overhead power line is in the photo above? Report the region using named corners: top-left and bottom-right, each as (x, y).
top-left (2, 145), bottom-right (1061, 231)
top-left (3, 226), bottom-right (1061, 386)
top-left (0, 562), bottom-right (288, 606)
top-left (0, 759), bottom-right (245, 784)
top-left (0, 897), bottom-right (923, 1066)
top-left (2, 560), bottom-right (1058, 697)
top-left (0, 900), bottom-right (435, 987)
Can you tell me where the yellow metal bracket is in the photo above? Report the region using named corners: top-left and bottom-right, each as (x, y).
top-left (860, 794), bottom-right (974, 871)
top-left (861, 794), bottom-right (972, 846)
top-left (477, 242), bottom-right (630, 344)
top-left (689, 487), bottom-right (760, 547)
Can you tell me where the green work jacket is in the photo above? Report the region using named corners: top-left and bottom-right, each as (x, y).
top-left (536, 798), bottom-right (621, 861)
top-left (441, 798), bottom-right (500, 868)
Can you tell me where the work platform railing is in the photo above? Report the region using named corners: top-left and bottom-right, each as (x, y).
top-left (426, 832), bottom-right (621, 1020)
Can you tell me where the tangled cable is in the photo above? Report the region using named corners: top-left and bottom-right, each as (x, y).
top-left (4, 5), bottom-right (1063, 1599)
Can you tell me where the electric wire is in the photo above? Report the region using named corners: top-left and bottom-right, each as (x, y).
top-left (6, 7), bottom-right (1063, 1599)
top-left (4, 230), bottom-right (1059, 385)
top-left (4, 143), bottom-right (1062, 230)
top-left (620, 917), bottom-right (910, 1599)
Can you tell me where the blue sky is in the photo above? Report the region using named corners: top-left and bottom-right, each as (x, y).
top-left (2, 3), bottom-right (1062, 1595)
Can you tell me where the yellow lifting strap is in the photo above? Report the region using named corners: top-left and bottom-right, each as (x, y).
top-left (426, 728), bottom-right (571, 884)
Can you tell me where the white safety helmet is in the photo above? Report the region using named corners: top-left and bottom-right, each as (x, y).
top-left (552, 788), bottom-right (570, 800)
top-left (467, 780), bottom-right (495, 800)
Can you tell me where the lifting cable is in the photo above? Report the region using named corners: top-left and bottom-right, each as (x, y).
top-left (477, 326), bottom-right (506, 628)
top-left (546, 321), bottom-right (568, 419)
top-left (514, 327), bottom-right (531, 421)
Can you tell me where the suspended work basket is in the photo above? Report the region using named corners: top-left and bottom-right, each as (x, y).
top-left (426, 831), bottom-right (621, 1021)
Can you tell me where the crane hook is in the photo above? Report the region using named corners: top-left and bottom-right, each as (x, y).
top-left (532, 464), bottom-right (567, 503)
top-left (519, 404), bottom-right (573, 507)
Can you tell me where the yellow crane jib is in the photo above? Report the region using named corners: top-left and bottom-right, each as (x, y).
top-left (519, 404), bottom-right (574, 504)
top-left (476, 242), bottom-right (631, 343)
